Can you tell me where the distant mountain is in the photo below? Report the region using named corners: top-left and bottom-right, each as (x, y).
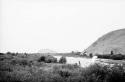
top-left (38, 49), bottom-right (57, 53)
top-left (82, 28), bottom-right (125, 55)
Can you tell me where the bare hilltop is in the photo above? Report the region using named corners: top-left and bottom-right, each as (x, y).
top-left (83, 28), bottom-right (125, 55)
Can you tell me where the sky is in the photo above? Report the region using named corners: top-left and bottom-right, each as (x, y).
top-left (1, 0), bottom-right (125, 53)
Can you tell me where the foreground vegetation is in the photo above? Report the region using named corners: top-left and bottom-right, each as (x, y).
top-left (96, 53), bottom-right (125, 60)
top-left (0, 52), bottom-right (125, 82)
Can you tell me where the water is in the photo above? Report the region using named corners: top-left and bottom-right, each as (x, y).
top-left (54, 56), bottom-right (95, 68)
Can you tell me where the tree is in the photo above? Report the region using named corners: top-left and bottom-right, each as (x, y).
top-left (59, 56), bottom-right (67, 64)
top-left (111, 50), bottom-right (114, 55)
top-left (89, 53), bottom-right (93, 58)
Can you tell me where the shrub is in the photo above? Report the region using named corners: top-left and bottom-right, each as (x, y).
top-left (79, 63), bottom-right (125, 82)
top-left (1, 52), bottom-right (125, 82)
top-left (52, 64), bottom-right (78, 78)
top-left (73, 52), bottom-right (81, 55)
top-left (1, 61), bottom-right (125, 82)
top-left (0, 63), bottom-right (13, 72)
top-left (110, 54), bottom-right (124, 60)
top-left (89, 53), bottom-right (93, 58)
top-left (104, 64), bottom-right (125, 82)
top-left (0, 53), bottom-right (4, 55)
top-left (10, 59), bottom-right (31, 66)
top-left (6, 52), bottom-right (11, 54)
top-left (38, 55), bottom-right (57, 63)
top-left (97, 54), bottom-right (125, 60)
top-left (57, 69), bottom-right (71, 78)
top-left (53, 64), bottom-right (80, 72)
top-left (38, 56), bottom-right (45, 62)
top-left (0, 56), bottom-right (5, 61)
top-left (59, 56), bottom-right (67, 64)
top-left (45, 55), bottom-right (57, 63)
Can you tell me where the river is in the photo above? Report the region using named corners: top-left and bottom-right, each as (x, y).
top-left (54, 56), bottom-right (96, 68)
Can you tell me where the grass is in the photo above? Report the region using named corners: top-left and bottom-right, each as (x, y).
top-left (0, 52), bottom-right (125, 82)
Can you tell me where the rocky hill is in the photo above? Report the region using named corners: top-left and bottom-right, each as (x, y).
top-left (82, 28), bottom-right (125, 55)
top-left (38, 49), bottom-right (57, 53)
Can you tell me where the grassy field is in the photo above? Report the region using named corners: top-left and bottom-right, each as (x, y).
top-left (0, 52), bottom-right (125, 82)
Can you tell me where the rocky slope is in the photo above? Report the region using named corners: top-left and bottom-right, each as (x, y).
top-left (82, 28), bottom-right (125, 55)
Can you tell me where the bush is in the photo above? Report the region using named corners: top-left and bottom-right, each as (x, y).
top-left (57, 69), bottom-right (71, 78)
top-left (0, 53), bottom-right (4, 55)
top-left (38, 55), bottom-right (57, 63)
top-left (38, 56), bottom-right (45, 62)
top-left (79, 63), bottom-right (125, 82)
top-left (52, 64), bottom-right (80, 79)
top-left (1, 61), bottom-right (125, 82)
top-left (45, 55), bottom-right (57, 63)
top-left (6, 52), bottom-right (11, 54)
top-left (110, 54), bottom-right (124, 60)
top-left (0, 63), bottom-right (13, 72)
top-left (96, 54), bottom-right (125, 60)
top-left (1, 52), bottom-right (125, 82)
top-left (10, 59), bottom-right (31, 66)
top-left (89, 53), bottom-right (93, 58)
top-left (80, 64), bottom-right (109, 82)
top-left (59, 56), bottom-right (67, 64)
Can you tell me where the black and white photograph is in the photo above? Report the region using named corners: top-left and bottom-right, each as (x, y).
top-left (1, 0), bottom-right (125, 82)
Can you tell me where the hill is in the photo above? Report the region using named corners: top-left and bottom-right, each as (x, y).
top-left (82, 28), bottom-right (125, 55)
top-left (38, 49), bottom-right (57, 53)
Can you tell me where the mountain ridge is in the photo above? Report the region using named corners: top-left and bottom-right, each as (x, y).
top-left (38, 49), bottom-right (57, 53)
